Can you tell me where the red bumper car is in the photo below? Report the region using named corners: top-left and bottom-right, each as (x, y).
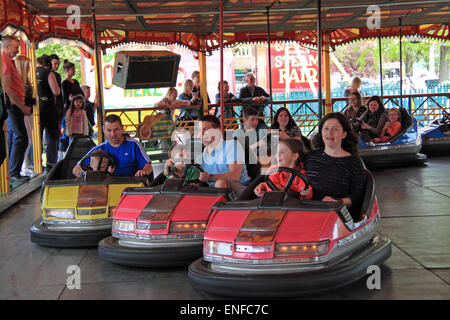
top-left (98, 167), bottom-right (232, 267)
top-left (188, 168), bottom-right (391, 297)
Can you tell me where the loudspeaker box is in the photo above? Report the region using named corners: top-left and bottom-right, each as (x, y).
top-left (112, 51), bottom-right (181, 89)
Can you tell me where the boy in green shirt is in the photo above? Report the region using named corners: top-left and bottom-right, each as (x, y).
top-left (164, 144), bottom-right (201, 183)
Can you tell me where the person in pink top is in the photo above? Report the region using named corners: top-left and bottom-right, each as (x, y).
top-left (65, 95), bottom-right (89, 142)
top-left (2, 36), bottom-right (32, 181)
top-left (372, 107), bottom-right (403, 144)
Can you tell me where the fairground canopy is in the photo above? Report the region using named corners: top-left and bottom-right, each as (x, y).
top-left (1, 0), bottom-right (448, 52)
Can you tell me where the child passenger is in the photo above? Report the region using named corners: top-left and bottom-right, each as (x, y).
top-left (372, 107), bottom-right (402, 143)
top-left (89, 150), bottom-right (115, 174)
top-left (254, 138), bottom-right (313, 200)
top-left (163, 144), bottom-right (200, 183)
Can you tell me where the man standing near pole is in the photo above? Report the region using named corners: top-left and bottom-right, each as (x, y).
top-left (2, 36), bottom-right (31, 181)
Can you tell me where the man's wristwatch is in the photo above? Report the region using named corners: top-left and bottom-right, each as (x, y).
top-left (79, 171), bottom-right (86, 177)
top-left (208, 175), bottom-right (215, 182)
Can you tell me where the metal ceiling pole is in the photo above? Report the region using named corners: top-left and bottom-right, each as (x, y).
top-left (323, 31), bottom-right (332, 115)
top-left (317, 0), bottom-right (323, 119)
top-left (378, 31), bottom-right (383, 99)
top-left (220, 0), bottom-right (224, 133)
top-left (27, 41), bottom-right (43, 174)
top-left (92, 0), bottom-right (105, 142)
top-left (266, 2), bottom-right (277, 122)
top-left (199, 39), bottom-right (208, 116)
top-left (399, 17), bottom-right (403, 109)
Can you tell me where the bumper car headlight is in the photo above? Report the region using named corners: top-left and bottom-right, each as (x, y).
top-left (275, 241), bottom-right (329, 257)
top-left (137, 222), bottom-right (167, 230)
top-left (170, 221), bottom-right (207, 233)
top-left (235, 244), bottom-right (272, 253)
top-left (204, 240), bottom-right (233, 256)
top-left (45, 208), bottom-right (75, 219)
top-left (112, 220), bottom-right (135, 232)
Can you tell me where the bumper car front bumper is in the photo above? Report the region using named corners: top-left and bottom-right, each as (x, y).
top-left (420, 137), bottom-right (450, 156)
top-left (359, 140), bottom-right (427, 168)
top-left (188, 235), bottom-right (391, 298)
top-left (30, 217), bottom-right (112, 248)
top-left (98, 234), bottom-right (204, 267)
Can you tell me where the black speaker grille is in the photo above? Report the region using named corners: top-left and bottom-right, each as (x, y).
top-left (128, 61), bottom-right (175, 84)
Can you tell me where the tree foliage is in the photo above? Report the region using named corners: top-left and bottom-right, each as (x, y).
top-left (35, 44), bottom-right (82, 83)
top-left (332, 38), bottom-right (441, 78)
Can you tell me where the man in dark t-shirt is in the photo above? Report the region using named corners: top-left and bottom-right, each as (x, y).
top-left (239, 73), bottom-right (270, 129)
top-left (50, 54), bottom-right (64, 121)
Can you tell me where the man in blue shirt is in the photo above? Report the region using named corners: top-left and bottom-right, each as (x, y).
top-left (72, 114), bottom-right (152, 177)
top-left (197, 115), bottom-right (250, 188)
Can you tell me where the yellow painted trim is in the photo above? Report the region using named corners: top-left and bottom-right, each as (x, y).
top-left (0, 122), bottom-right (9, 193)
top-left (198, 38), bottom-right (209, 115)
top-left (323, 32), bottom-right (332, 116)
top-left (93, 48), bottom-right (105, 143)
top-left (28, 42), bottom-right (43, 173)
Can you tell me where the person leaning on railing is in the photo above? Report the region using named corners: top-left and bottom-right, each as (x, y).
top-left (270, 107), bottom-right (312, 151)
top-left (239, 73), bottom-right (270, 129)
top-left (214, 80), bottom-right (238, 119)
top-left (178, 79), bottom-right (202, 121)
top-left (191, 70), bottom-right (210, 106)
top-left (154, 87), bottom-right (192, 150)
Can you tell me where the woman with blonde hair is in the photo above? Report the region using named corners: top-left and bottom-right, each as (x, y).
top-left (154, 87), bottom-right (191, 150)
top-left (177, 79), bottom-right (202, 120)
top-left (154, 87), bottom-right (190, 120)
top-left (14, 55), bottom-right (34, 176)
top-left (344, 76), bottom-right (363, 97)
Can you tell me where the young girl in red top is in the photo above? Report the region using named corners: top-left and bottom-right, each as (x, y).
top-left (254, 138), bottom-right (313, 200)
top-left (372, 107), bottom-right (402, 143)
top-left (65, 95), bottom-right (89, 141)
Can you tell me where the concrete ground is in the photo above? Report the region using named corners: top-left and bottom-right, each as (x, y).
top-left (0, 157), bottom-right (449, 300)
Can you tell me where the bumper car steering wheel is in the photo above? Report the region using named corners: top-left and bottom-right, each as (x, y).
top-left (265, 166), bottom-right (310, 196)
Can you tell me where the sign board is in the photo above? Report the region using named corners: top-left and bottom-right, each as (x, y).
top-left (270, 43), bottom-right (319, 94)
top-left (136, 114), bottom-right (175, 140)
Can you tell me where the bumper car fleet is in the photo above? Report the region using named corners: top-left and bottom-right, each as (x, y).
top-left (419, 110), bottom-right (450, 156)
top-left (357, 108), bottom-right (427, 168)
top-left (30, 136), bottom-right (148, 248)
top-left (31, 133), bottom-right (392, 296)
top-left (188, 167), bottom-right (391, 297)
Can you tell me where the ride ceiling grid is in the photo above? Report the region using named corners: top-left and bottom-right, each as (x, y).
top-left (2, 1), bottom-right (448, 51)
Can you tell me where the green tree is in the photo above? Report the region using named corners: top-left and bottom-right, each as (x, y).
top-left (35, 44), bottom-right (82, 83)
top-left (333, 38), bottom-right (437, 78)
